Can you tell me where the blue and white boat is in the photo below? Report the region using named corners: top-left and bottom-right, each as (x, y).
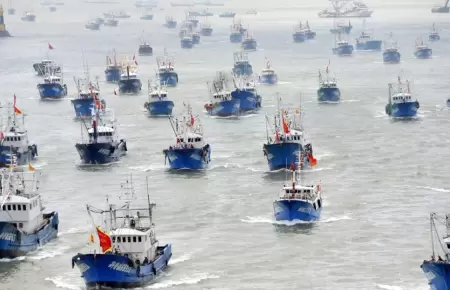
top-left (429, 23), bottom-right (440, 41)
top-left (232, 51), bottom-right (253, 77)
top-left (118, 61), bottom-right (142, 95)
top-left (383, 33), bottom-right (401, 64)
top-left (273, 169), bottom-right (322, 222)
top-left (0, 167), bottom-right (59, 258)
top-left (37, 71), bottom-right (67, 100)
top-left (385, 76), bottom-right (420, 118)
top-left (163, 104), bottom-right (211, 170)
top-left (144, 80), bottom-right (174, 116)
top-left (191, 32), bottom-right (201, 44)
top-left (292, 22), bottom-right (306, 43)
top-left (317, 62), bottom-right (341, 102)
top-left (140, 9), bottom-right (154, 20)
top-left (330, 20), bottom-right (352, 34)
top-left (72, 177), bottom-right (172, 289)
top-left (241, 31), bottom-right (257, 51)
top-left (303, 21), bottom-right (316, 39)
top-left (204, 72), bottom-right (240, 117)
top-left (85, 20), bottom-right (101, 30)
top-left (105, 51), bottom-right (122, 82)
top-left (138, 41), bottom-right (153, 56)
top-left (231, 75), bottom-right (262, 113)
top-left (72, 73), bottom-right (106, 119)
top-left (75, 102), bottom-right (127, 164)
top-left (355, 20), bottom-right (381, 51)
top-left (180, 36), bottom-right (193, 49)
top-left (263, 102), bottom-right (317, 171)
top-left (258, 59), bottom-right (278, 85)
top-left (157, 53), bottom-right (178, 87)
top-left (200, 23), bottom-right (213, 36)
top-left (229, 20), bottom-right (245, 43)
top-left (0, 98), bottom-right (38, 168)
top-left (414, 39), bottom-right (432, 59)
top-left (332, 34), bottom-right (353, 55)
top-left (164, 16), bottom-right (177, 28)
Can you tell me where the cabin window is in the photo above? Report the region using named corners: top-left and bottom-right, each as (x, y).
top-left (17, 205), bottom-right (21, 211)
top-left (7, 205), bottom-right (11, 211)
top-left (117, 237), bottom-right (121, 242)
top-left (112, 237), bottom-right (116, 243)
top-left (12, 205), bottom-right (16, 211)
top-left (18, 223), bottom-right (23, 228)
top-left (133, 237), bottom-right (137, 242)
top-left (188, 138), bottom-right (192, 142)
top-left (2, 205), bottom-right (5, 210)
top-left (128, 237), bottom-right (131, 243)
top-left (138, 236), bottom-right (142, 242)
top-left (23, 205), bottom-right (26, 210)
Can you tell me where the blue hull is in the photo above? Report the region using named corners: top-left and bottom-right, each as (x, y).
top-left (429, 34), bottom-right (440, 41)
top-left (163, 146), bottom-right (211, 170)
top-left (305, 31), bottom-right (316, 39)
top-left (147, 100), bottom-right (174, 116)
top-left (205, 99), bottom-right (240, 117)
top-left (72, 245), bottom-right (172, 289)
top-left (292, 32), bottom-right (305, 42)
top-left (71, 98), bottom-right (105, 118)
top-left (230, 33), bottom-right (243, 43)
top-left (75, 142), bottom-right (127, 164)
top-left (0, 212), bottom-right (59, 258)
top-left (318, 87), bottom-right (341, 102)
top-left (0, 145), bottom-right (38, 168)
top-left (332, 45), bottom-right (354, 55)
top-left (158, 72), bottom-right (178, 87)
top-left (263, 143), bottom-right (312, 171)
top-left (421, 261), bottom-right (450, 290)
top-left (232, 64), bottom-right (253, 76)
top-left (242, 41), bottom-right (257, 51)
top-left (118, 79), bottom-right (142, 94)
top-left (414, 48), bottom-right (432, 59)
top-left (386, 102), bottom-right (419, 118)
top-left (231, 89), bottom-right (261, 112)
top-left (165, 21), bottom-right (177, 28)
top-left (37, 83), bottom-right (67, 100)
top-left (383, 51), bottom-right (401, 63)
top-left (356, 40), bottom-right (382, 51)
top-left (273, 199), bottom-right (322, 222)
top-left (330, 27), bottom-right (352, 34)
top-left (181, 39), bottom-right (193, 48)
top-left (259, 74), bottom-right (277, 85)
top-left (105, 68), bottom-right (122, 82)
top-left (192, 35), bottom-right (200, 44)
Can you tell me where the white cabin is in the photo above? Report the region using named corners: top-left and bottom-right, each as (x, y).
top-left (337, 40), bottom-right (349, 46)
top-left (88, 126), bottom-right (116, 143)
top-left (174, 132), bottom-right (204, 149)
top-left (321, 80), bottom-right (338, 88)
top-left (390, 93), bottom-right (415, 104)
top-left (272, 128), bottom-right (304, 145)
top-left (279, 184), bottom-right (321, 202)
top-left (110, 227), bottom-right (158, 263)
top-left (2, 127), bottom-right (31, 154)
top-left (261, 68), bottom-right (275, 76)
top-left (121, 72), bottom-right (139, 80)
top-left (212, 91), bottom-right (232, 102)
top-left (43, 75), bottom-right (62, 84)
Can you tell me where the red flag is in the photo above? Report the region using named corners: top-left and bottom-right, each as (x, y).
top-left (113, 89), bottom-right (117, 96)
top-left (48, 43), bottom-right (54, 50)
top-left (190, 114), bottom-right (195, 126)
top-left (13, 95), bottom-right (22, 115)
top-left (275, 129), bottom-right (279, 142)
top-left (282, 113), bottom-right (290, 134)
top-left (307, 153), bottom-right (317, 167)
top-left (96, 227), bottom-right (112, 253)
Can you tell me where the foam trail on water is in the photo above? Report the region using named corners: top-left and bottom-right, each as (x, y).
top-left (147, 273), bottom-right (220, 289)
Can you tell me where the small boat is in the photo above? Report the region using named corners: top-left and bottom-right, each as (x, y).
top-left (231, 75), bottom-right (262, 113)
top-left (138, 41), bottom-right (153, 56)
top-left (429, 23), bottom-right (440, 41)
top-left (191, 32), bottom-right (200, 44)
top-left (171, 1), bottom-right (194, 7)
top-left (245, 9), bottom-right (257, 15)
top-left (330, 20), bottom-right (352, 34)
top-left (140, 9), bottom-right (154, 20)
top-left (105, 50), bottom-right (122, 82)
top-left (292, 22), bottom-right (306, 43)
top-left (241, 31), bottom-right (257, 51)
top-left (385, 76), bottom-right (420, 118)
top-left (232, 51), bottom-right (253, 77)
top-left (200, 23), bottom-right (213, 36)
top-left (414, 39), bottom-right (432, 59)
top-left (33, 59), bottom-right (61, 76)
top-left (383, 33), bottom-right (401, 64)
top-left (156, 52), bottom-right (178, 87)
top-left (37, 71), bottom-right (68, 100)
top-left (273, 168), bottom-right (322, 222)
top-left (144, 79), bottom-right (174, 116)
top-left (85, 20), bottom-right (101, 30)
top-left (332, 34), bottom-right (353, 55)
top-left (118, 59), bottom-right (142, 94)
top-left (104, 11), bottom-right (130, 18)
top-left (259, 59), bottom-right (278, 85)
top-left (354, 20), bottom-right (381, 51)
top-left (49, 6), bottom-right (56, 11)
top-left (0, 167), bottom-right (59, 258)
top-left (230, 23), bottom-right (243, 43)
top-left (303, 21), bottom-right (316, 39)
top-left (104, 17), bottom-right (119, 27)
top-left (163, 104), bottom-right (211, 170)
top-left (319, 0), bottom-right (373, 18)
top-left (7, 1), bottom-right (15, 15)
top-left (188, 10), bottom-right (213, 17)
top-left (181, 36), bottom-right (193, 48)
top-left (75, 100), bottom-right (127, 164)
top-left (21, 12), bottom-right (36, 22)
top-left (219, 12), bottom-right (236, 17)
top-left (7, 8), bottom-right (15, 15)
top-left (431, 0), bottom-right (449, 13)
top-left (204, 71), bottom-right (240, 117)
top-left (72, 177), bottom-right (172, 288)
top-left (0, 97), bottom-right (38, 168)
top-left (71, 76), bottom-right (106, 119)
top-left (263, 101), bottom-right (316, 171)
top-left (317, 62), bottom-right (340, 102)
top-left (186, 17), bottom-right (199, 28)
top-left (164, 16), bottom-right (177, 28)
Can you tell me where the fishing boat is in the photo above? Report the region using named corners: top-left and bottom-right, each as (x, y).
top-left (85, 20), bottom-right (101, 30)
top-left (104, 17), bottom-right (119, 27)
top-left (49, 6), bottom-right (57, 11)
top-left (317, 62), bottom-right (340, 102)
top-left (259, 59), bottom-right (278, 85)
top-left (191, 32), bottom-right (201, 44)
top-left (37, 70), bottom-right (68, 100)
top-left (431, 0), bottom-right (449, 12)
top-left (383, 33), bottom-right (401, 64)
top-left (21, 12), bottom-right (36, 22)
top-left (292, 22), bottom-right (306, 43)
top-left (385, 76), bottom-right (420, 118)
top-left (263, 101), bottom-right (317, 171)
top-left (140, 9), bottom-right (154, 20)
top-left (156, 52), bottom-right (178, 87)
top-left (33, 59), bottom-right (61, 76)
top-left (138, 41), bottom-right (153, 56)
top-left (241, 31), bottom-right (257, 51)
top-left (204, 72), bottom-right (240, 117)
top-left (219, 12), bottom-right (235, 17)
top-left (414, 39), bottom-right (432, 59)
top-left (330, 20), bottom-right (352, 34)
top-left (118, 58), bottom-right (142, 95)
top-left (104, 11), bottom-right (130, 18)
top-left (164, 17), bottom-right (177, 28)
top-left (200, 23), bottom-right (213, 36)
top-left (232, 51), bottom-right (253, 77)
top-left (93, 17), bottom-right (104, 25)
top-left (318, 0), bottom-right (373, 18)
top-left (355, 20), bottom-right (381, 51)
top-left (0, 167), bottom-right (59, 258)
top-left (180, 36), bottom-right (193, 48)
top-left (231, 75), bottom-right (262, 113)
top-left (105, 51), bottom-right (122, 82)
top-left (163, 104), bottom-right (211, 170)
top-left (72, 75), bottom-right (106, 119)
top-left (188, 10), bottom-right (213, 17)
top-left (0, 97), bottom-right (38, 168)
top-left (303, 21), bottom-right (316, 39)
top-left (273, 168), bottom-right (322, 222)
top-left (75, 99), bottom-right (127, 164)
top-left (230, 27), bottom-right (243, 43)
top-left (332, 33), bottom-right (353, 55)
top-left (144, 79), bottom-right (174, 116)
top-left (72, 176), bottom-right (172, 289)
top-left (429, 23), bottom-right (440, 41)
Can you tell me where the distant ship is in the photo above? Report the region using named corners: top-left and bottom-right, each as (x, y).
top-left (72, 73), bottom-right (106, 119)
top-left (429, 23), bottom-right (440, 41)
top-left (431, 0), bottom-right (449, 12)
top-left (85, 20), bottom-right (101, 30)
top-left (194, 0), bottom-right (223, 6)
top-left (332, 33), bottom-right (354, 55)
top-left (241, 31), bottom-right (257, 51)
top-left (231, 75), bottom-right (262, 113)
top-left (37, 70), bottom-right (68, 100)
top-left (232, 51), bottom-right (253, 76)
top-left (259, 58), bottom-right (278, 85)
top-left (156, 52), bottom-right (178, 86)
top-left (200, 23), bottom-right (213, 36)
top-left (104, 11), bottom-right (130, 18)
top-left (330, 20), bottom-right (352, 34)
top-left (318, 0), bottom-right (373, 18)
top-left (219, 12), bottom-right (236, 18)
top-left (383, 33), bottom-right (401, 64)
top-left (354, 19), bottom-right (382, 51)
top-left (230, 21), bottom-right (244, 43)
top-left (414, 38), bottom-right (432, 59)
top-left (21, 12), bottom-right (36, 22)
top-left (144, 79), bottom-right (174, 116)
top-left (105, 50), bottom-right (122, 82)
top-left (204, 71), bottom-right (240, 117)
top-left (317, 61), bottom-right (341, 102)
top-left (181, 35), bottom-right (194, 48)
top-left (385, 76), bottom-right (420, 118)
top-left (104, 17), bottom-right (119, 27)
top-left (135, 0), bottom-right (158, 7)
top-left (138, 40), bottom-right (153, 56)
top-left (293, 21), bottom-right (316, 41)
top-left (171, 1), bottom-right (193, 7)
top-left (118, 58), bottom-right (142, 94)
top-left (140, 9), bottom-right (154, 20)
top-left (164, 16), bottom-right (177, 28)
top-left (188, 10), bottom-right (213, 17)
